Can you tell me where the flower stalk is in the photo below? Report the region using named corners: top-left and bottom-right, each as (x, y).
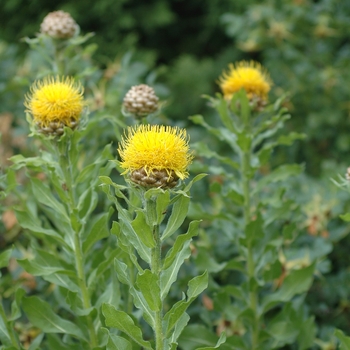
top-left (56, 137), bottom-right (98, 349)
top-left (147, 197), bottom-right (164, 350)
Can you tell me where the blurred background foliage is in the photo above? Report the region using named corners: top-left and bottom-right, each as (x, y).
top-left (2, 0), bottom-right (350, 346)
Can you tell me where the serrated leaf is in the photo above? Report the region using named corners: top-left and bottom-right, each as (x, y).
top-left (102, 304), bottom-right (152, 349)
top-left (162, 194), bottom-right (190, 241)
top-left (22, 296), bottom-right (87, 340)
top-left (136, 270), bottom-right (161, 312)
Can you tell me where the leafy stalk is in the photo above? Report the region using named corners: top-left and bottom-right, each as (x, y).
top-left (147, 197), bottom-right (164, 350)
top-left (241, 107), bottom-right (259, 350)
top-left (56, 136), bottom-right (98, 348)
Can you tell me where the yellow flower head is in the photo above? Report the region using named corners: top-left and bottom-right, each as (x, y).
top-left (25, 76), bottom-right (84, 127)
top-left (118, 125), bottom-right (193, 181)
top-left (218, 61), bottom-right (272, 101)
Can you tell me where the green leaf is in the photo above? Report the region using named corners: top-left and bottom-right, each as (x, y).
top-left (102, 304), bottom-right (152, 349)
top-left (166, 313), bottom-right (190, 349)
top-left (340, 213), bottom-right (350, 222)
top-left (128, 287), bottom-right (155, 328)
top-left (117, 207), bottom-right (151, 264)
top-left (82, 212), bottom-right (110, 254)
top-left (9, 288), bottom-right (25, 321)
top-left (132, 211), bottom-right (155, 248)
top-left (262, 263), bottom-right (315, 312)
top-left (245, 212), bottom-right (264, 245)
top-left (78, 188), bottom-right (98, 219)
top-left (0, 248), bottom-right (12, 269)
top-left (178, 324), bottom-right (222, 349)
top-left (254, 164), bottom-right (304, 193)
top-left (335, 329), bottom-right (350, 350)
top-left (277, 132), bottom-right (306, 146)
top-left (28, 333), bottom-right (44, 350)
top-left (162, 194), bottom-right (190, 241)
top-left (111, 222), bottom-right (145, 271)
top-left (196, 332), bottom-right (227, 350)
top-left (217, 95), bottom-right (237, 133)
top-left (136, 270), bottom-right (161, 312)
top-left (160, 240), bottom-right (192, 300)
top-left (14, 208), bottom-right (71, 249)
top-left (226, 188), bottom-right (244, 205)
top-left (22, 296), bottom-right (87, 340)
top-left (107, 334), bottom-right (132, 350)
top-left (114, 259), bottom-right (130, 285)
top-left (182, 173), bottom-right (207, 193)
top-left (156, 190), bottom-right (171, 225)
top-left (192, 142), bottom-right (240, 170)
top-left (163, 221), bottom-right (199, 270)
top-left (164, 272), bottom-right (208, 338)
top-left (0, 315), bottom-right (12, 347)
top-left (30, 178), bottom-right (69, 222)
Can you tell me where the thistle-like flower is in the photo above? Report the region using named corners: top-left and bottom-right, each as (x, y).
top-left (123, 84), bottom-right (159, 118)
top-left (40, 10), bottom-right (79, 39)
top-left (219, 61), bottom-right (272, 107)
top-left (25, 76), bottom-right (84, 136)
top-left (118, 125), bottom-right (193, 189)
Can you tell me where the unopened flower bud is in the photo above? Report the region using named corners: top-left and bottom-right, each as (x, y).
top-left (40, 11), bottom-right (79, 39)
top-left (123, 84), bottom-right (159, 117)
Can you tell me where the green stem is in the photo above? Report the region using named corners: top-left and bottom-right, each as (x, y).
top-left (57, 140), bottom-right (98, 348)
top-left (148, 198), bottom-right (164, 350)
top-left (241, 123), bottom-right (259, 350)
top-left (0, 299), bottom-right (19, 348)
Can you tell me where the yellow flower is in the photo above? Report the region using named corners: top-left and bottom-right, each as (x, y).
top-left (218, 61), bottom-right (272, 102)
top-left (118, 125), bottom-right (193, 186)
top-left (25, 76), bottom-right (84, 128)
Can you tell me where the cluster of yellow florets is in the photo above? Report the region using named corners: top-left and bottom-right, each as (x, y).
top-left (25, 76), bottom-right (84, 131)
top-left (118, 125), bottom-right (193, 184)
top-left (219, 60), bottom-right (272, 103)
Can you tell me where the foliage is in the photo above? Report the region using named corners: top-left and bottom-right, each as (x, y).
top-left (1, 2), bottom-right (350, 350)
